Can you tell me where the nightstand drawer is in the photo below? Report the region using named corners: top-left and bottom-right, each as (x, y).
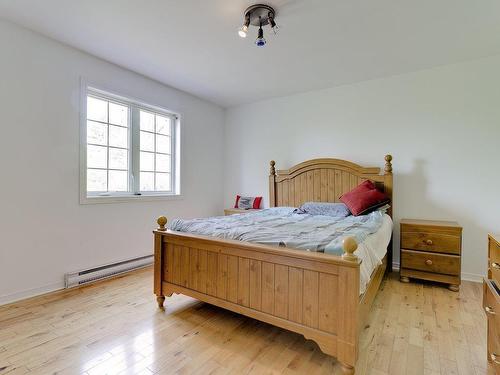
top-left (401, 249), bottom-right (460, 275)
top-left (483, 279), bottom-right (500, 371)
top-left (489, 236), bottom-right (500, 284)
top-left (401, 232), bottom-right (461, 255)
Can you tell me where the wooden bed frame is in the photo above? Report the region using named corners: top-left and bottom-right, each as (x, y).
top-left (153, 155), bottom-right (393, 374)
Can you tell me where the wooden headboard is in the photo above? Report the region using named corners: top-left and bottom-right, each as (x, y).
top-left (269, 155), bottom-right (393, 217)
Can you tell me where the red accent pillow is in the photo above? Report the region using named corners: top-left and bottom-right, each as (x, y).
top-left (234, 195), bottom-right (262, 209)
top-left (340, 181), bottom-right (390, 216)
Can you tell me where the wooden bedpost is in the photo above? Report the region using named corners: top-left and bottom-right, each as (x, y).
top-left (155, 216), bottom-right (167, 309)
top-left (342, 236), bottom-right (358, 262)
top-left (269, 160), bottom-right (276, 207)
top-left (338, 236), bottom-right (359, 374)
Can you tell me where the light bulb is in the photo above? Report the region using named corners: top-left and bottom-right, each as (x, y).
top-left (238, 25), bottom-right (248, 38)
top-left (255, 37), bottom-right (266, 47)
top-left (255, 25), bottom-right (266, 47)
top-left (268, 13), bottom-right (279, 35)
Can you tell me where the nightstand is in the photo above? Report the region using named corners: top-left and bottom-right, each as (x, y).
top-left (224, 208), bottom-right (261, 216)
top-left (484, 234), bottom-right (500, 372)
top-left (400, 219), bottom-right (462, 291)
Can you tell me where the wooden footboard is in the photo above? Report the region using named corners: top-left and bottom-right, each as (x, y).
top-left (154, 217), bottom-right (362, 373)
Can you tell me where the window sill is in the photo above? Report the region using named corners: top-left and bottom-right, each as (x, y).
top-left (80, 193), bottom-right (183, 205)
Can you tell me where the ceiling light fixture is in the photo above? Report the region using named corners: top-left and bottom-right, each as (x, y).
top-left (238, 4), bottom-right (279, 47)
top-left (238, 14), bottom-right (250, 38)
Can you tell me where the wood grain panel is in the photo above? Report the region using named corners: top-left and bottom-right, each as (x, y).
top-left (294, 178), bottom-right (301, 207)
top-left (180, 246), bottom-right (190, 287)
top-left (249, 259), bottom-right (262, 310)
top-left (303, 270), bottom-right (319, 328)
top-left (327, 169), bottom-right (335, 202)
top-left (238, 258), bottom-right (250, 307)
top-left (300, 173), bottom-right (307, 205)
top-left (350, 174), bottom-right (357, 191)
top-left (341, 171), bottom-right (350, 196)
top-left (217, 254), bottom-right (228, 299)
top-left (261, 262), bottom-right (275, 314)
top-left (313, 169), bottom-right (321, 201)
top-left (189, 247), bottom-right (198, 290)
top-left (401, 231), bottom-right (461, 255)
top-left (401, 249), bottom-right (460, 275)
top-left (166, 243), bottom-right (174, 283)
top-left (306, 171), bottom-right (314, 202)
top-left (334, 170), bottom-right (342, 202)
top-left (274, 264), bottom-right (289, 319)
top-left (277, 182), bottom-right (283, 206)
top-left (282, 180), bottom-right (289, 207)
top-left (207, 252), bottom-right (218, 296)
top-left (318, 273), bottom-right (338, 334)
top-left (227, 255), bottom-right (238, 303)
top-left (198, 249), bottom-right (207, 294)
top-left (288, 267), bottom-right (303, 324)
top-left (289, 178), bottom-right (295, 207)
top-left (320, 169), bottom-right (328, 201)
top-left (173, 245), bottom-right (182, 285)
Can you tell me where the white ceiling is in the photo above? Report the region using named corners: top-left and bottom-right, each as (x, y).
top-left (1, 0), bottom-right (500, 107)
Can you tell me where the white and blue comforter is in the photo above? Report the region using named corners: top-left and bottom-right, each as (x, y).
top-left (168, 207), bottom-right (384, 255)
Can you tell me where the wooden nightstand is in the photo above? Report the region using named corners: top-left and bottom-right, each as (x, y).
top-left (224, 208), bottom-right (261, 216)
top-left (400, 219), bottom-right (462, 291)
top-left (484, 234), bottom-right (500, 372)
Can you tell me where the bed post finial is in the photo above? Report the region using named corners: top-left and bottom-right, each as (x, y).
top-left (384, 154), bottom-right (393, 174)
top-left (342, 237), bottom-right (358, 262)
top-left (157, 216), bottom-right (168, 231)
top-left (270, 160), bottom-right (276, 176)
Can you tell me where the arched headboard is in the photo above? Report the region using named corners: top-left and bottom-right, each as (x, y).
top-left (269, 155), bottom-right (393, 217)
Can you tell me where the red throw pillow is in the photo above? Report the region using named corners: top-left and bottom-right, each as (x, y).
top-left (340, 181), bottom-right (389, 216)
top-left (234, 195), bottom-right (262, 209)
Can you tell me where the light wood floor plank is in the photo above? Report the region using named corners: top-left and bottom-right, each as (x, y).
top-left (0, 269), bottom-right (490, 375)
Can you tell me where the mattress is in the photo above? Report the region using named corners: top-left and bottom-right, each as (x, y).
top-left (355, 213), bottom-right (393, 293)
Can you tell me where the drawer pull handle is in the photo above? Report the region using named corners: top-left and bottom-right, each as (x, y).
top-left (425, 259), bottom-right (433, 266)
top-left (425, 239), bottom-right (433, 245)
top-left (491, 353), bottom-right (500, 365)
top-left (485, 306), bottom-right (496, 315)
top-left (492, 262), bottom-right (500, 270)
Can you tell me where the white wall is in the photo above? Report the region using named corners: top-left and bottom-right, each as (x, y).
top-left (225, 55), bottom-right (500, 281)
top-left (0, 20), bottom-right (225, 304)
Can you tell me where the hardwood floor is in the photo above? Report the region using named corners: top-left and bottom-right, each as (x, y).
top-left (0, 268), bottom-right (492, 375)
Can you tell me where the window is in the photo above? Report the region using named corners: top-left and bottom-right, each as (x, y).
top-left (81, 86), bottom-right (180, 203)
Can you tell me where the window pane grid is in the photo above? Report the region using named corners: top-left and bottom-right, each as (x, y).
top-left (87, 143), bottom-right (128, 151)
top-left (139, 111), bottom-right (173, 192)
top-left (86, 94), bottom-right (129, 193)
top-left (85, 89), bottom-right (177, 199)
top-left (85, 119), bottom-right (128, 129)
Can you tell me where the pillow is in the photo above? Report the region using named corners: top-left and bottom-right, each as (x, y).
top-left (295, 202), bottom-right (350, 218)
top-left (340, 180), bottom-right (390, 216)
top-left (234, 195), bottom-right (262, 209)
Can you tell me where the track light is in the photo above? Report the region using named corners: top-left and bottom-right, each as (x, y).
top-left (238, 14), bottom-right (250, 38)
top-left (255, 23), bottom-right (266, 47)
top-left (268, 12), bottom-right (279, 35)
top-left (238, 4), bottom-right (278, 47)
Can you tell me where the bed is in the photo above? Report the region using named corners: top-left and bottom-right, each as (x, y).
top-left (153, 155), bottom-right (393, 374)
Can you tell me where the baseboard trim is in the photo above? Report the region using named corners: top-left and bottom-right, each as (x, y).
top-left (0, 282), bottom-right (64, 306)
top-left (391, 262), bottom-right (483, 283)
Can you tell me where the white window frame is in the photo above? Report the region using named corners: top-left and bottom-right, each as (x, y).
top-left (80, 80), bottom-right (182, 204)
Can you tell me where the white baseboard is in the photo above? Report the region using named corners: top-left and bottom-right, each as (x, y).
top-left (391, 262), bottom-right (483, 283)
top-left (0, 282), bottom-right (64, 306)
